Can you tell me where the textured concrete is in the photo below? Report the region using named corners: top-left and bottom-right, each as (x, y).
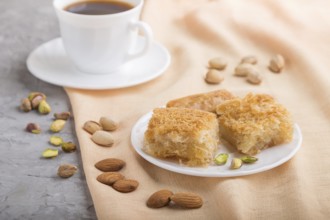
top-left (0, 1), bottom-right (97, 219)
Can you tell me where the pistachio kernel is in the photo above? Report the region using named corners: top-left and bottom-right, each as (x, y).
top-left (57, 164), bottom-right (78, 178)
top-left (42, 148), bottom-right (58, 158)
top-left (61, 142), bottom-right (76, 153)
top-left (38, 100), bottom-right (51, 114)
top-left (230, 158), bottom-right (242, 169)
top-left (54, 111), bottom-right (71, 120)
top-left (214, 153), bottom-right (229, 165)
top-left (20, 98), bottom-right (32, 112)
top-left (50, 120), bottom-right (66, 133)
top-left (241, 156), bottom-right (258, 163)
top-left (26, 123), bottom-right (41, 134)
top-left (28, 92), bottom-right (46, 101)
top-left (31, 95), bottom-right (45, 109)
top-left (49, 136), bottom-right (63, 146)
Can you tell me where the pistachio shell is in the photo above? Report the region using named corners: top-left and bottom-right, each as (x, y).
top-left (91, 130), bottom-right (114, 147)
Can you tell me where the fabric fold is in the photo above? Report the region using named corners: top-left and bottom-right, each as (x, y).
top-left (66, 0), bottom-right (330, 219)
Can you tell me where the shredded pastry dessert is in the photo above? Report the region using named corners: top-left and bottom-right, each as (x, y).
top-left (144, 108), bottom-right (219, 167)
top-left (166, 89), bottom-right (235, 113)
top-left (215, 93), bottom-right (293, 155)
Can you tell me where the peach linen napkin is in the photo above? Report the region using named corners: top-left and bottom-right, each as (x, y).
top-left (65, 0), bottom-right (330, 219)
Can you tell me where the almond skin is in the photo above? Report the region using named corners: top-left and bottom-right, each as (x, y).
top-left (97, 172), bottom-right (124, 186)
top-left (95, 158), bottom-right (126, 172)
top-left (170, 192), bottom-right (203, 209)
top-left (147, 189), bottom-right (174, 208)
top-left (112, 179), bottom-right (139, 193)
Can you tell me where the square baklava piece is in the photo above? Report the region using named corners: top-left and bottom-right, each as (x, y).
top-left (144, 108), bottom-right (219, 167)
top-left (216, 93), bottom-right (293, 155)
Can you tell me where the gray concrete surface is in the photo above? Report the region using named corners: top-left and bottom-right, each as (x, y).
top-left (0, 1), bottom-right (97, 219)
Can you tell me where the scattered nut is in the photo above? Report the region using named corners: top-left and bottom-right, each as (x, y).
top-left (28, 92), bottom-right (46, 102)
top-left (54, 111), bottom-right (71, 120)
top-left (38, 100), bottom-right (51, 114)
top-left (205, 69), bottom-right (224, 84)
top-left (57, 164), bottom-right (77, 178)
top-left (97, 172), bottom-right (125, 186)
top-left (241, 55), bottom-right (258, 65)
top-left (42, 148), bottom-right (58, 158)
top-left (99, 117), bottom-right (118, 131)
top-left (246, 70), bottom-right (262, 85)
top-left (234, 63), bottom-right (256, 77)
top-left (230, 158), bottom-right (242, 169)
top-left (61, 142), bottom-right (76, 152)
top-left (95, 158), bottom-right (125, 172)
top-left (170, 192), bottom-right (203, 209)
top-left (20, 98), bottom-right (32, 112)
top-left (147, 189), bottom-right (174, 208)
top-left (269, 54), bottom-right (285, 73)
top-left (26, 123), bottom-right (41, 134)
top-left (83, 121), bottom-right (102, 134)
top-left (208, 57), bottom-right (227, 70)
top-left (50, 119), bottom-right (66, 133)
top-left (241, 156), bottom-right (258, 163)
top-left (214, 153), bottom-right (228, 165)
top-left (91, 130), bottom-right (114, 147)
top-left (31, 95), bottom-right (45, 109)
top-left (112, 179), bottom-right (139, 193)
top-left (49, 136), bottom-right (63, 146)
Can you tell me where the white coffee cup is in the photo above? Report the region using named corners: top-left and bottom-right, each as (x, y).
top-left (53, 0), bottom-right (152, 74)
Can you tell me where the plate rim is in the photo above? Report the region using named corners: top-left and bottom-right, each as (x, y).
top-left (26, 37), bottom-right (171, 90)
top-left (131, 111), bottom-right (303, 178)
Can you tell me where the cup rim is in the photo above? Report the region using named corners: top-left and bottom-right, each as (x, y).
top-left (53, 0), bottom-right (143, 18)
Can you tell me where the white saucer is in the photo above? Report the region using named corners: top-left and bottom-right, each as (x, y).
top-left (27, 37), bottom-right (171, 90)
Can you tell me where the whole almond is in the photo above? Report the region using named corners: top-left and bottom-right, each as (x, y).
top-left (170, 192), bottom-right (203, 209)
top-left (112, 179), bottom-right (139, 193)
top-left (99, 116), bottom-right (118, 131)
top-left (97, 172), bottom-right (124, 186)
top-left (147, 189), bottom-right (174, 208)
top-left (269, 54), bottom-right (285, 73)
top-left (83, 121), bottom-right (102, 134)
top-left (91, 130), bottom-right (114, 147)
top-left (95, 158), bottom-right (126, 172)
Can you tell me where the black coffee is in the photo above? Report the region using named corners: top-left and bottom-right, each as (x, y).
top-left (64, 1), bottom-right (134, 15)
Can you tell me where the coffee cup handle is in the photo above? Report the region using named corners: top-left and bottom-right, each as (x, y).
top-left (126, 20), bottom-right (153, 61)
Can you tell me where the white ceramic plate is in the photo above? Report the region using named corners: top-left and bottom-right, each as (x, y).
top-left (27, 37), bottom-right (171, 90)
top-left (131, 111), bottom-right (302, 177)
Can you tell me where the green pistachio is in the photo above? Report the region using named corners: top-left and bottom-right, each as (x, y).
top-left (28, 92), bottom-right (46, 101)
top-left (38, 100), bottom-right (51, 114)
top-left (50, 120), bottom-right (66, 133)
top-left (42, 148), bottom-right (58, 158)
top-left (61, 142), bottom-right (76, 153)
top-left (230, 158), bottom-right (242, 169)
top-left (26, 123), bottom-right (41, 134)
top-left (240, 156), bottom-right (258, 163)
top-left (49, 136), bottom-right (63, 146)
top-left (214, 153), bottom-right (229, 165)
